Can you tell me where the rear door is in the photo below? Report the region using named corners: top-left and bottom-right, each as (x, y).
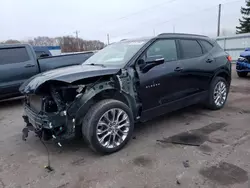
top-left (0, 46), bottom-right (38, 96)
top-left (177, 39), bottom-right (214, 95)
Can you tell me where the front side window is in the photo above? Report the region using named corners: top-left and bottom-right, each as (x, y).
top-left (146, 39), bottom-right (177, 62)
top-left (0, 47), bottom-right (30, 65)
top-left (83, 40), bottom-right (148, 67)
top-left (180, 39), bottom-right (203, 59)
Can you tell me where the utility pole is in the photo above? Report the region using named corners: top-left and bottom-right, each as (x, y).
top-left (153, 29), bottom-right (156, 36)
top-left (217, 4), bottom-right (221, 37)
top-left (74, 30), bottom-right (80, 51)
top-left (107, 34), bottom-right (110, 45)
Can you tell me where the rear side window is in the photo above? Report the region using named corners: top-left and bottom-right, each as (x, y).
top-left (179, 39), bottom-right (203, 59)
top-left (0, 47), bottom-right (30, 65)
top-left (146, 39), bottom-right (177, 62)
top-left (199, 40), bottom-right (213, 52)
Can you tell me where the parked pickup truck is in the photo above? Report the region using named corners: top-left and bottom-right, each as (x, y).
top-left (236, 48), bottom-right (250, 77)
top-left (0, 44), bottom-right (93, 100)
top-left (20, 33), bottom-right (231, 154)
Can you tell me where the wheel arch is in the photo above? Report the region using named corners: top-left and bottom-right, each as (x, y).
top-left (211, 69), bottom-right (231, 85)
top-left (72, 87), bottom-right (137, 126)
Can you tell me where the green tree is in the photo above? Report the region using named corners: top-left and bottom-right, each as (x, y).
top-left (236, 0), bottom-right (250, 34)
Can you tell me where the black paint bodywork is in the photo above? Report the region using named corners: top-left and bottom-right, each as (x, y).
top-left (20, 33), bottom-right (231, 142)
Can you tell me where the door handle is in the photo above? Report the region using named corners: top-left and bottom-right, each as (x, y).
top-left (206, 59), bottom-right (213, 63)
top-left (25, 64), bottom-right (35, 68)
top-left (174, 67), bottom-right (183, 72)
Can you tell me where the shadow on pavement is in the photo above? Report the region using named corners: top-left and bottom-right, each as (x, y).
top-left (0, 97), bottom-right (23, 109)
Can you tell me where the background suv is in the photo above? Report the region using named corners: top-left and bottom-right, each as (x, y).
top-left (236, 48), bottom-right (250, 77)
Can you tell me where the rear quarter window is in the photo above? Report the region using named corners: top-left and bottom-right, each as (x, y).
top-left (199, 40), bottom-right (214, 52)
top-left (179, 39), bottom-right (203, 59)
top-left (0, 47), bottom-right (30, 64)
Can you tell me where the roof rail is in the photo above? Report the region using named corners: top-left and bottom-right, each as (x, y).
top-left (157, 33), bottom-right (208, 37)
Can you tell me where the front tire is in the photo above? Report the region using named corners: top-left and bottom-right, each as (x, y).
top-left (82, 99), bottom-right (134, 154)
top-left (237, 71), bottom-right (248, 77)
top-left (205, 77), bottom-right (229, 110)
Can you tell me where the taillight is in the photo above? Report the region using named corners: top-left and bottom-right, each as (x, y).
top-left (227, 55), bottom-right (232, 62)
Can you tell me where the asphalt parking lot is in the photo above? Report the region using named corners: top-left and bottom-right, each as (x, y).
top-left (1, 64), bottom-right (250, 188)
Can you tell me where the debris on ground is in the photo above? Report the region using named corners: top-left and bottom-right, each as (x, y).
top-left (176, 179), bottom-right (181, 185)
top-left (176, 172), bottom-right (185, 185)
top-left (182, 160), bottom-right (190, 168)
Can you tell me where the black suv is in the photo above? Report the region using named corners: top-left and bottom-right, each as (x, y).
top-left (20, 33), bottom-right (231, 154)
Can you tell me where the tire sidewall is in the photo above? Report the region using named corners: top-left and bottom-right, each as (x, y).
top-left (88, 101), bottom-right (134, 154)
top-left (209, 77), bottom-right (229, 110)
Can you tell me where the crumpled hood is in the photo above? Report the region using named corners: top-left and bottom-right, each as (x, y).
top-left (19, 64), bottom-right (120, 94)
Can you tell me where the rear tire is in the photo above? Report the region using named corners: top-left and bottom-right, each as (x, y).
top-left (82, 99), bottom-right (134, 154)
top-left (205, 77), bottom-right (229, 110)
top-left (237, 72), bottom-right (248, 77)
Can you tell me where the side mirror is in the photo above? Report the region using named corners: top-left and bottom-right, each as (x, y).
top-left (139, 55), bottom-right (164, 73)
top-left (145, 55), bottom-right (165, 64)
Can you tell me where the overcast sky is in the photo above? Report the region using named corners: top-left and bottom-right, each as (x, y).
top-left (0, 0), bottom-right (245, 43)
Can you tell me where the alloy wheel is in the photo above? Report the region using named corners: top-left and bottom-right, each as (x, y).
top-left (96, 108), bottom-right (130, 149)
top-left (213, 81), bottom-right (227, 107)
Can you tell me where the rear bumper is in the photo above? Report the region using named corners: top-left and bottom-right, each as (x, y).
top-left (236, 61), bottom-right (250, 72)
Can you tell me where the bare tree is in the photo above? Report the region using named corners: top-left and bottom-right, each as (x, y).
top-left (1, 36), bottom-right (105, 52)
top-left (3, 39), bottom-right (21, 44)
top-left (57, 36), bottom-right (105, 52)
top-left (28, 36), bottom-right (58, 46)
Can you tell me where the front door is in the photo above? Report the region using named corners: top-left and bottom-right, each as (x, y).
top-left (136, 39), bottom-right (183, 119)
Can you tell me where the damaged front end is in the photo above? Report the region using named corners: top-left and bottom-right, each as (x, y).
top-left (22, 83), bottom-right (81, 145)
top-left (21, 67), bottom-right (140, 145)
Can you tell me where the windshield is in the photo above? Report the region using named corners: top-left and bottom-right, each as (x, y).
top-left (83, 40), bottom-right (147, 66)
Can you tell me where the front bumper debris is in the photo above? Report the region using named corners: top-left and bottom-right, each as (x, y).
top-left (22, 104), bottom-right (76, 143)
top-left (24, 104), bottom-right (65, 129)
top-left (236, 61), bottom-right (250, 72)
top-left (22, 123), bottom-right (34, 141)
